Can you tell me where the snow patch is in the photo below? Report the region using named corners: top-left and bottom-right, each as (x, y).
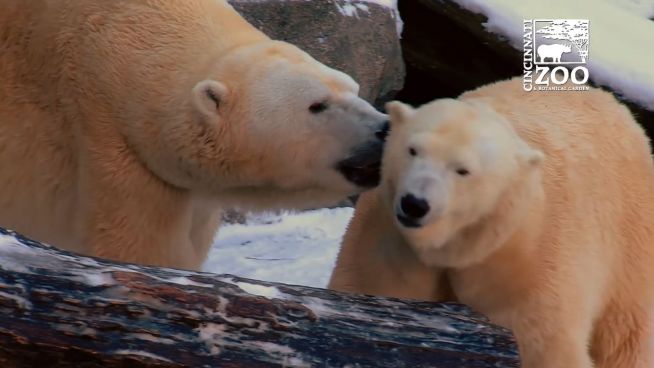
top-left (197, 322), bottom-right (226, 355)
top-left (355, 3), bottom-right (370, 13)
top-left (196, 322), bottom-right (308, 365)
top-left (77, 272), bottom-right (115, 287)
top-left (113, 350), bottom-right (172, 363)
top-left (0, 234), bottom-right (39, 273)
top-left (129, 333), bottom-right (176, 345)
top-left (234, 281), bottom-right (285, 299)
top-left (334, 0), bottom-right (403, 36)
top-left (336, 1), bottom-right (362, 18)
top-left (363, 0), bottom-right (395, 6)
top-left (203, 207), bottom-right (354, 288)
top-left (167, 276), bottom-right (213, 288)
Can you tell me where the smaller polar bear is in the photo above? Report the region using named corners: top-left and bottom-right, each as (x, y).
top-left (329, 77), bottom-right (654, 368)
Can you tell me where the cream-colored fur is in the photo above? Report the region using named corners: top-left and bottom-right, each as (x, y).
top-left (329, 77), bottom-right (654, 368)
top-left (0, 0), bottom-right (387, 270)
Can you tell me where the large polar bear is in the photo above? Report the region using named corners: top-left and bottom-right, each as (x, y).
top-left (0, 0), bottom-right (388, 270)
top-left (328, 77), bottom-right (654, 368)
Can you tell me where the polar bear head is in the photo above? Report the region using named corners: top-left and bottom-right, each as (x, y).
top-left (381, 98), bottom-right (544, 267)
top-left (137, 40), bottom-right (389, 210)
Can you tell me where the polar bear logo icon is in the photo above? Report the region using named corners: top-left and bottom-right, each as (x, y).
top-left (537, 43), bottom-right (572, 63)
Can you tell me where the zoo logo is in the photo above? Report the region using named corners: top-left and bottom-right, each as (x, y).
top-left (522, 19), bottom-right (590, 92)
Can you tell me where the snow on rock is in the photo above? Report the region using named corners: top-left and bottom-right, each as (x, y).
top-left (335, 1), bottom-right (364, 17)
top-left (128, 333), bottom-right (177, 345)
top-left (203, 207), bottom-right (354, 288)
top-left (452, 0), bottom-right (654, 110)
top-left (335, 0), bottom-right (403, 36)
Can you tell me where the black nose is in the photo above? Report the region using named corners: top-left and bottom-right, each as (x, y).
top-left (400, 194), bottom-right (430, 219)
top-left (375, 121), bottom-right (390, 141)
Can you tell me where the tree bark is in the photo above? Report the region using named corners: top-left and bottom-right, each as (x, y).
top-left (0, 227), bottom-right (519, 368)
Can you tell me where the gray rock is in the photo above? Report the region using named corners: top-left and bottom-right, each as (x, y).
top-left (229, 0), bottom-right (405, 108)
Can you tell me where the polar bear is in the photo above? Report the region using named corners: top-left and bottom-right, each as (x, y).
top-left (0, 0), bottom-right (388, 270)
top-left (328, 77), bottom-right (654, 368)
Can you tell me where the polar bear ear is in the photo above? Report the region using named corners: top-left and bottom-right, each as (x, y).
top-left (192, 80), bottom-right (228, 119)
top-left (385, 101), bottom-right (415, 126)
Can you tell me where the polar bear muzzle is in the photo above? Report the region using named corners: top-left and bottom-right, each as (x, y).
top-left (336, 121), bottom-right (389, 188)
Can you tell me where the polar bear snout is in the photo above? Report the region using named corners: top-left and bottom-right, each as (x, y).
top-left (375, 121), bottom-right (390, 141)
top-left (334, 113), bottom-right (388, 188)
top-left (396, 193), bottom-right (430, 228)
top-left (393, 171), bottom-right (448, 228)
top-left (336, 137), bottom-right (385, 188)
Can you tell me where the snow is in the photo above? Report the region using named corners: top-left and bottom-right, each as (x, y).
top-left (196, 310), bottom-right (310, 365)
top-left (362, 0), bottom-right (396, 7)
top-left (451, 0), bottom-right (654, 110)
top-left (167, 276), bottom-right (214, 288)
top-left (232, 281), bottom-right (286, 299)
top-left (77, 272), bottom-right (116, 287)
top-left (112, 350), bottom-right (173, 363)
top-left (334, 0), bottom-right (404, 36)
top-left (202, 207), bottom-right (353, 288)
top-left (128, 333), bottom-right (176, 345)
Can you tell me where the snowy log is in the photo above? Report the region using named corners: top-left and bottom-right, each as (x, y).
top-left (0, 227), bottom-right (519, 367)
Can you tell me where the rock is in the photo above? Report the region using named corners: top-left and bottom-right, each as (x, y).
top-left (229, 0), bottom-right (405, 108)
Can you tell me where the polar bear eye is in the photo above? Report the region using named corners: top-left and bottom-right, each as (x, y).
top-left (409, 147), bottom-right (417, 156)
top-left (456, 168), bottom-right (470, 176)
top-left (309, 102), bottom-right (329, 114)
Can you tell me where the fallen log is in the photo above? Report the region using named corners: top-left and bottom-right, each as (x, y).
top-left (229, 0), bottom-right (405, 108)
top-left (0, 227), bottom-right (519, 367)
